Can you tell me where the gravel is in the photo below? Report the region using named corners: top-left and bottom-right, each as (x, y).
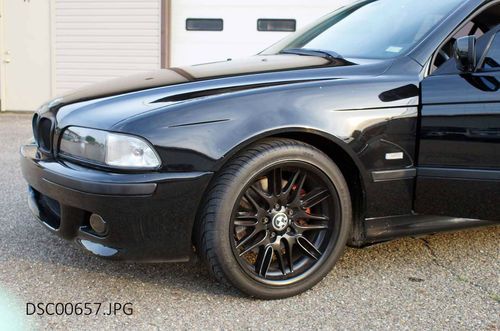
top-left (0, 113), bottom-right (498, 330)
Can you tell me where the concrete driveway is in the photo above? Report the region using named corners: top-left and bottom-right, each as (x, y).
top-left (0, 113), bottom-right (498, 330)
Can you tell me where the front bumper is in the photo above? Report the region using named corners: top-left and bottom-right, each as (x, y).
top-left (20, 144), bottom-right (212, 262)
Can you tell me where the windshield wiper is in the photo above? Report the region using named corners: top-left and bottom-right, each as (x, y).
top-left (280, 48), bottom-right (346, 60)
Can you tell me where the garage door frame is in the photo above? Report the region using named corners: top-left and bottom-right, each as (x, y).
top-left (50, 0), bottom-right (56, 98)
top-left (161, 0), bottom-right (171, 68)
top-left (0, 0), bottom-right (6, 111)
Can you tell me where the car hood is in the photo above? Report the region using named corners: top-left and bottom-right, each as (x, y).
top-left (46, 54), bottom-right (392, 130)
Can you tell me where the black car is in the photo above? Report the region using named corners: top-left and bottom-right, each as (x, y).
top-left (21, 0), bottom-right (499, 299)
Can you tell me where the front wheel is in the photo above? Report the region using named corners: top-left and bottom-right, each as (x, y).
top-left (196, 139), bottom-right (352, 299)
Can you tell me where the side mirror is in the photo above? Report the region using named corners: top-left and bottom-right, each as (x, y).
top-left (453, 36), bottom-right (477, 72)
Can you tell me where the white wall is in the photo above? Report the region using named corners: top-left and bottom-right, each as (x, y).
top-left (170, 0), bottom-right (352, 66)
top-left (0, 0), bottom-right (52, 111)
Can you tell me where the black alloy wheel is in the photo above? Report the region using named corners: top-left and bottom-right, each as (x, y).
top-left (231, 164), bottom-right (340, 285)
top-left (196, 139), bottom-right (351, 299)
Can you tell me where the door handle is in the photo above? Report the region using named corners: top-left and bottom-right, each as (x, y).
top-left (3, 59), bottom-right (11, 64)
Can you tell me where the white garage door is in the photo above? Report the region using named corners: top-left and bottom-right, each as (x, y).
top-left (170, 0), bottom-right (353, 66)
top-left (55, 0), bottom-right (162, 96)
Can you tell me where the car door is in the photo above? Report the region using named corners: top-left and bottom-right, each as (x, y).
top-left (415, 27), bottom-right (500, 221)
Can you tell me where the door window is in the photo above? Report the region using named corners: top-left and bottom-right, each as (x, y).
top-left (431, 3), bottom-right (500, 72)
top-left (481, 33), bottom-right (500, 70)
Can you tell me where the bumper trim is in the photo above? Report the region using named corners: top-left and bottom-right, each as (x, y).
top-left (41, 177), bottom-right (157, 196)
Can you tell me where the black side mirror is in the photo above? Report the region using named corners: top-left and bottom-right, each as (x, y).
top-left (453, 36), bottom-right (477, 72)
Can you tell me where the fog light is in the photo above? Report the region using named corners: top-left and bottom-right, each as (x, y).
top-left (89, 214), bottom-right (108, 235)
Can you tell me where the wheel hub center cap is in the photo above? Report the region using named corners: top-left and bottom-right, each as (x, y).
top-left (271, 212), bottom-right (289, 232)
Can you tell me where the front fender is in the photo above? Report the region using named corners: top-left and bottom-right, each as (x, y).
top-left (213, 125), bottom-right (368, 178)
top-left (114, 77), bottom-right (418, 176)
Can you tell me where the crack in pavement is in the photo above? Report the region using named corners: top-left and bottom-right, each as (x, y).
top-left (419, 238), bottom-right (500, 304)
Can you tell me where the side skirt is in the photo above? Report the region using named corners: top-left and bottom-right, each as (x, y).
top-left (352, 215), bottom-right (497, 247)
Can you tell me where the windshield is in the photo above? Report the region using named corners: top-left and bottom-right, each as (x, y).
top-left (262, 0), bottom-right (464, 59)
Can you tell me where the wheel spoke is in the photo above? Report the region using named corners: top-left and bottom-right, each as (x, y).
top-left (249, 185), bottom-right (274, 207)
top-left (275, 247), bottom-right (287, 276)
top-left (236, 212), bottom-right (258, 219)
top-left (283, 169), bottom-right (301, 200)
top-left (297, 236), bottom-right (322, 260)
top-left (244, 192), bottom-right (261, 212)
top-left (293, 212), bottom-right (330, 233)
top-left (301, 188), bottom-right (330, 209)
top-left (234, 219), bottom-right (259, 227)
top-left (303, 214), bottom-right (329, 222)
top-left (268, 167), bottom-right (283, 196)
top-left (239, 232), bottom-right (268, 256)
top-left (296, 172), bottom-right (307, 193)
top-left (235, 212), bottom-right (259, 227)
top-left (236, 228), bottom-right (260, 250)
top-left (256, 245), bottom-right (274, 277)
top-left (283, 236), bottom-right (295, 273)
top-left (295, 222), bottom-right (329, 233)
top-left (290, 172), bottom-right (307, 206)
top-left (294, 210), bottom-right (329, 222)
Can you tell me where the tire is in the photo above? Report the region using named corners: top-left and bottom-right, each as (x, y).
top-left (196, 138), bottom-right (352, 299)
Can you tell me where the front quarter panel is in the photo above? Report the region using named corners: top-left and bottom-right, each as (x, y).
top-left (114, 75), bottom-right (419, 172)
top-left (114, 74), bottom-right (420, 218)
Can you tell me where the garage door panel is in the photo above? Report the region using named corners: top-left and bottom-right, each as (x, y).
top-left (55, 0), bottom-right (162, 96)
top-left (56, 56), bottom-right (159, 64)
top-left (57, 76), bottom-right (121, 83)
top-left (56, 29), bottom-right (159, 37)
top-left (56, 42), bottom-right (159, 51)
top-left (56, 68), bottom-right (152, 77)
top-left (56, 8), bottom-right (159, 16)
top-left (56, 15), bottom-right (160, 23)
top-left (56, 1), bottom-right (159, 10)
top-left (56, 62), bottom-right (158, 70)
top-left (56, 36), bottom-right (160, 44)
top-left (55, 22), bottom-right (160, 30)
top-left (56, 49), bottom-right (160, 57)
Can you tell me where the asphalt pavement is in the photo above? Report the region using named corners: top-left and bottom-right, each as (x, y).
top-left (0, 113), bottom-right (498, 330)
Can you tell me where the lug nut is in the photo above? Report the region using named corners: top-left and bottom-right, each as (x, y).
top-left (275, 204), bottom-right (280, 210)
top-left (288, 210), bottom-right (294, 216)
top-left (270, 232), bottom-right (276, 238)
top-left (263, 217), bottom-right (269, 224)
top-left (287, 227), bottom-right (292, 232)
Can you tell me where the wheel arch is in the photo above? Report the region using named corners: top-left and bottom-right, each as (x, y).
top-left (271, 131), bottom-right (367, 244)
top-left (193, 128), bottom-right (368, 247)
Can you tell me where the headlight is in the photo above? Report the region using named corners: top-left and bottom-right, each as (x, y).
top-left (59, 127), bottom-right (161, 170)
